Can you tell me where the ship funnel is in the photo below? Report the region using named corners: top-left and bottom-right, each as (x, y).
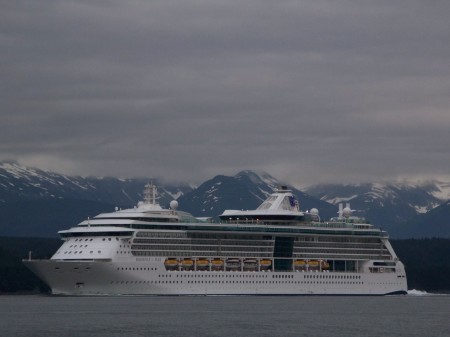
top-left (338, 203), bottom-right (343, 218)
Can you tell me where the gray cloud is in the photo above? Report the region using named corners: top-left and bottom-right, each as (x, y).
top-left (1, 0), bottom-right (450, 185)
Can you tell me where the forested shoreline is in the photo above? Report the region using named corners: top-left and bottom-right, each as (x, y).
top-left (0, 237), bottom-right (449, 294)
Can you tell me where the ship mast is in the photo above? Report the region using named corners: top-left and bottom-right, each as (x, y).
top-left (143, 183), bottom-right (157, 205)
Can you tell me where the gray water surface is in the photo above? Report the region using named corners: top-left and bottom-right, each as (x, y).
top-left (0, 295), bottom-right (448, 337)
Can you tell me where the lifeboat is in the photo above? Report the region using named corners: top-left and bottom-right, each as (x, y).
top-left (181, 258), bottom-right (194, 270)
top-left (226, 258), bottom-right (241, 271)
top-left (211, 258), bottom-right (224, 271)
top-left (164, 258), bottom-right (179, 270)
top-left (294, 259), bottom-right (307, 271)
top-left (196, 258), bottom-right (210, 270)
top-left (308, 260), bottom-right (320, 270)
top-left (243, 258), bottom-right (258, 271)
top-left (259, 259), bottom-right (272, 270)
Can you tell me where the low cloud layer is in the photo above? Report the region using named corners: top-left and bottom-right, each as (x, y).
top-left (2, 0), bottom-right (450, 185)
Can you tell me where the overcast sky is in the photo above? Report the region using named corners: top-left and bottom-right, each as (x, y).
top-left (2, 0), bottom-right (450, 186)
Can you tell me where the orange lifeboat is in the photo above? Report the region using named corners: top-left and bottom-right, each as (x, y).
top-left (308, 260), bottom-right (320, 270)
top-left (164, 258), bottom-right (179, 270)
top-left (294, 260), bottom-right (307, 271)
top-left (260, 259), bottom-right (272, 270)
top-left (211, 258), bottom-right (224, 271)
top-left (181, 258), bottom-right (194, 270)
top-left (196, 258), bottom-right (210, 270)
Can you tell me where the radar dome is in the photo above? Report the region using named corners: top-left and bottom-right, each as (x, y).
top-left (310, 208), bottom-right (319, 216)
top-left (343, 207), bottom-right (352, 217)
top-left (170, 200), bottom-right (179, 210)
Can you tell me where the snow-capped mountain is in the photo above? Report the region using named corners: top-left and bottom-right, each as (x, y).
top-left (177, 171), bottom-right (337, 220)
top-left (0, 161), bottom-right (193, 207)
top-left (303, 182), bottom-right (450, 236)
top-left (393, 200), bottom-right (450, 238)
top-left (0, 162), bottom-right (194, 237)
top-left (1, 162), bottom-right (449, 238)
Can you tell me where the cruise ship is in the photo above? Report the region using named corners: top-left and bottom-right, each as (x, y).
top-left (24, 184), bottom-right (407, 295)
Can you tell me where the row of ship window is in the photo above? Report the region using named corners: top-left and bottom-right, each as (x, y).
top-left (59, 250), bottom-right (102, 254)
top-left (133, 239), bottom-right (273, 246)
top-left (294, 248), bottom-right (389, 254)
top-left (131, 245), bottom-right (384, 253)
top-left (304, 274), bottom-right (361, 279)
top-left (135, 232), bottom-right (382, 245)
top-left (69, 238), bottom-right (120, 242)
top-left (58, 250), bottom-right (131, 255)
top-left (369, 267), bottom-right (396, 273)
top-left (69, 237), bottom-right (121, 242)
top-left (170, 274), bottom-right (274, 278)
top-left (108, 280), bottom-right (365, 285)
top-left (304, 237), bottom-right (380, 244)
top-left (299, 242), bottom-right (384, 249)
top-left (113, 270), bottom-right (361, 280)
top-left (294, 254), bottom-right (391, 260)
top-left (136, 232), bottom-right (188, 238)
top-left (294, 246), bottom-right (388, 254)
top-left (131, 245), bottom-right (273, 252)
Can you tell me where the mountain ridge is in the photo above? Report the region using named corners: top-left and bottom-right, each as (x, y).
top-left (0, 161), bottom-right (449, 238)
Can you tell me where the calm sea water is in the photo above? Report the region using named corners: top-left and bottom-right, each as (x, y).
top-left (0, 294), bottom-right (449, 337)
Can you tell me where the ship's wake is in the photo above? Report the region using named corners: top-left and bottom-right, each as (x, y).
top-left (407, 289), bottom-right (428, 296)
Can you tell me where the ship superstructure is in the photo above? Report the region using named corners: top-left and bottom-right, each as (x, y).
top-left (24, 184), bottom-right (407, 295)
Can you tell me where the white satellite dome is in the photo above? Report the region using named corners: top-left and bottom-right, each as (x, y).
top-left (310, 208), bottom-right (319, 216)
top-left (170, 200), bottom-right (179, 210)
top-left (343, 207), bottom-right (352, 217)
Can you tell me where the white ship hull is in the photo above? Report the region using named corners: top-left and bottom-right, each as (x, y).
top-left (24, 257), bottom-right (407, 296)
